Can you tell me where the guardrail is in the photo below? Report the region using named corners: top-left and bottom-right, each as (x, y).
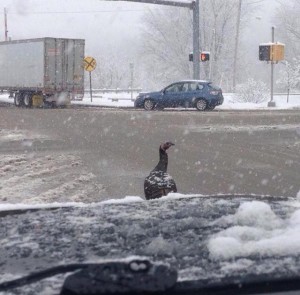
top-left (274, 93), bottom-right (300, 96)
top-left (84, 88), bottom-right (142, 102)
top-left (84, 88), bottom-right (142, 94)
top-left (109, 97), bottom-right (136, 102)
top-left (225, 92), bottom-right (300, 96)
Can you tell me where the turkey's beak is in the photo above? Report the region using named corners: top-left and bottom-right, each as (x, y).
top-left (165, 142), bottom-right (175, 152)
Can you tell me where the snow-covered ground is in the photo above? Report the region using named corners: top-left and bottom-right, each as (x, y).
top-left (0, 128), bottom-right (105, 204)
top-left (0, 152), bottom-right (104, 204)
top-left (0, 92), bottom-right (299, 109)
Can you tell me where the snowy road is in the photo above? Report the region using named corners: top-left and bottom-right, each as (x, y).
top-left (0, 107), bottom-right (300, 203)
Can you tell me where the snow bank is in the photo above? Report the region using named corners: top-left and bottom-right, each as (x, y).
top-left (1, 92), bottom-right (299, 110)
top-left (208, 201), bottom-right (300, 260)
top-left (0, 152), bottom-right (104, 204)
top-left (0, 129), bottom-right (49, 142)
top-left (219, 93), bottom-right (300, 110)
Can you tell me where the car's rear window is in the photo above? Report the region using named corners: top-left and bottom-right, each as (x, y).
top-left (188, 83), bottom-right (203, 91)
top-left (208, 83), bottom-right (219, 89)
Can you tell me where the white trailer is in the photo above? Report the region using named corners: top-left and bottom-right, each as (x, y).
top-left (0, 37), bottom-right (85, 107)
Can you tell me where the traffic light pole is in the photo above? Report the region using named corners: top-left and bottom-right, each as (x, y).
top-left (233, 0), bottom-right (242, 91)
top-left (109, 0), bottom-right (200, 79)
top-left (268, 26), bottom-right (276, 107)
top-left (192, 0), bottom-right (200, 79)
top-left (4, 8), bottom-right (8, 41)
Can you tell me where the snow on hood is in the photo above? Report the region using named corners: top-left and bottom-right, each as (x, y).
top-left (208, 201), bottom-right (300, 260)
top-left (1, 195), bottom-right (300, 294)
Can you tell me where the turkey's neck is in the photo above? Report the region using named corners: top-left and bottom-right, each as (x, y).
top-left (153, 147), bottom-right (168, 172)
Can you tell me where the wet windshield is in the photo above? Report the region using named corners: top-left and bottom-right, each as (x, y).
top-left (0, 0), bottom-right (299, 294)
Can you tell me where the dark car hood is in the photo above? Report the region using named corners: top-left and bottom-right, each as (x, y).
top-left (1, 194), bottom-right (300, 294)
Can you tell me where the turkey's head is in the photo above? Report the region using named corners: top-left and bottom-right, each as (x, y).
top-left (161, 141), bottom-right (175, 152)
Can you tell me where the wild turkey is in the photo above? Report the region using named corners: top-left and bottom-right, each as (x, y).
top-left (144, 142), bottom-right (177, 200)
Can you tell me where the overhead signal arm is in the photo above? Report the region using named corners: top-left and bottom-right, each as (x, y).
top-left (108, 0), bottom-right (193, 9)
top-left (107, 0), bottom-right (200, 79)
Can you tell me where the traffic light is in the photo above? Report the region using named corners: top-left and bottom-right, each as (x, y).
top-left (188, 52), bottom-right (210, 62)
top-left (259, 44), bottom-right (271, 61)
top-left (200, 52), bottom-right (210, 62)
top-left (259, 43), bottom-right (285, 62)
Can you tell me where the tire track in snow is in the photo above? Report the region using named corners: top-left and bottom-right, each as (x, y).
top-left (0, 130), bottom-right (105, 204)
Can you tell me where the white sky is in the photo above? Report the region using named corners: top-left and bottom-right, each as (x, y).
top-left (0, 0), bottom-right (280, 56)
top-left (0, 0), bottom-right (154, 55)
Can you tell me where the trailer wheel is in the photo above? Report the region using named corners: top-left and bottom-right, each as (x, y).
top-left (23, 93), bottom-right (33, 108)
top-left (14, 93), bottom-right (23, 107)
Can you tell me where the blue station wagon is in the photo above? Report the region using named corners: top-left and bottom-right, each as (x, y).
top-left (134, 80), bottom-right (224, 111)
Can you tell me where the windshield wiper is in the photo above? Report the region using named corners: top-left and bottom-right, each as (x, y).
top-left (0, 258), bottom-right (177, 294)
top-left (1, 257), bottom-right (300, 295)
top-left (0, 264), bottom-right (89, 291)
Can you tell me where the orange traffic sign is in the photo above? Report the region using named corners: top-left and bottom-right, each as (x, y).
top-left (84, 56), bottom-right (97, 72)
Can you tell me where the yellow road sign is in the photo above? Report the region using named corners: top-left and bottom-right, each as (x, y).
top-left (84, 56), bottom-right (97, 72)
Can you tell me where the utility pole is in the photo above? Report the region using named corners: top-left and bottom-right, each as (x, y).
top-left (192, 0), bottom-right (200, 79)
top-left (209, 29), bottom-right (215, 80)
top-left (4, 8), bottom-right (8, 41)
top-left (268, 26), bottom-right (276, 107)
top-left (233, 0), bottom-right (242, 91)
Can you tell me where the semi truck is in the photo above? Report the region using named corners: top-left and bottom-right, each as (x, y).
top-left (0, 37), bottom-right (85, 107)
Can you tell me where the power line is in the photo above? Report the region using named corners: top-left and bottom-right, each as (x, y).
top-left (246, 0), bottom-right (265, 5)
top-left (6, 9), bottom-right (145, 15)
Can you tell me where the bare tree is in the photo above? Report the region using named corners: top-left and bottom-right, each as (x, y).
top-left (91, 49), bottom-right (139, 90)
top-left (91, 57), bottom-right (127, 89)
top-left (201, 0), bottom-right (238, 85)
top-left (139, 0), bottom-right (247, 91)
top-left (139, 6), bottom-right (193, 88)
top-left (275, 0), bottom-right (300, 58)
top-left (277, 58), bottom-right (300, 92)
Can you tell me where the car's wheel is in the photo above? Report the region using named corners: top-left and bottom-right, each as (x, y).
top-left (14, 93), bottom-right (23, 107)
top-left (195, 99), bottom-right (207, 111)
top-left (144, 99), bottom-right (155, 111)
top-left (23, 93), bottom-right (33, 108)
